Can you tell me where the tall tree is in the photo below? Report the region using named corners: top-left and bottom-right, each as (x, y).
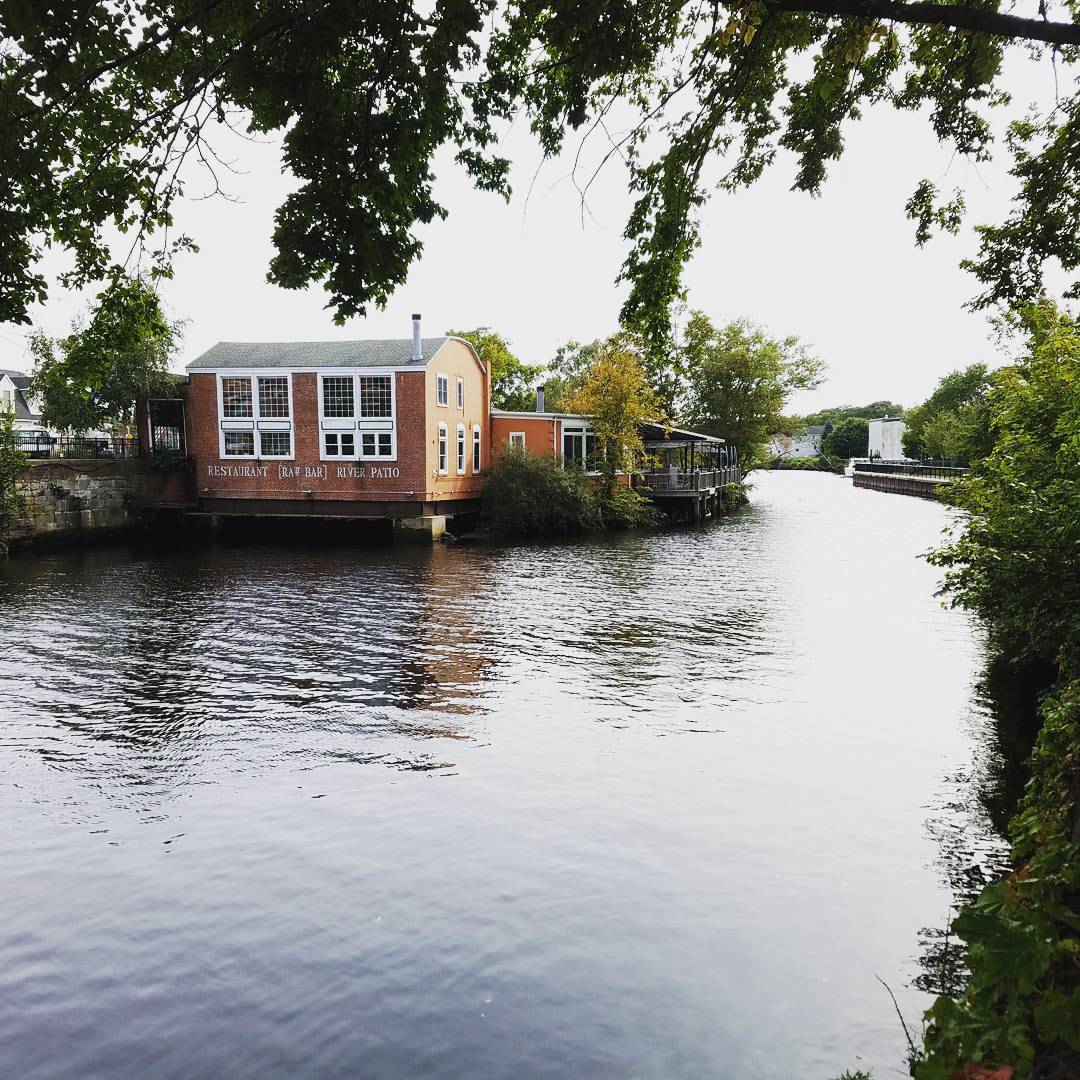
top-left (2, 2), bottom-right (1080, 334)
top-left (29, 274), bottom-right (180, 432)
top-left (447, 327), bottom-right (542, 411)
top-left (929, 304), bottom-right (1080, 675)
top-left (821, 415), bottom-right (869, 458)
top-left (565, 335), bottom-right (663, 475)
top-left (680, 311), bottom-right (825, 466)
top-left (902, 363), bottom-right (994, 460)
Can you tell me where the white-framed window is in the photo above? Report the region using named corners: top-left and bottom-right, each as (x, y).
top-left (322, 376), bottom-right (354, 418)
top-left (561, 423), bottom-right (598, 469)
top-left (324, 432), bottom-right (356, 457)
top-left (456, 377), bottom-right (464, 411)
top-left (437, 422), bottom-right (449, 475)
top-left (224, 430), bottom-right (255, 457)
top-left (472, 425), bottom-right (481, 472)
top-left (359, 375), bottom-right (393, 418)
top-left (317, 371), bottom-right (396, 461)
top-left (509, 432), bottom-right (526, 449)
top-left (217, 373), bottom-right (293, 459)
top-left (456, 423), bottom-right (466, 474)
top-left (436, 373), bottom-right (449, 407)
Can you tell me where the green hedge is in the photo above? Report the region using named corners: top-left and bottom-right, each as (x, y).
top-left (481, 448), bottom-right (661, 537)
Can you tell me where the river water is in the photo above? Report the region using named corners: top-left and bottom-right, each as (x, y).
top-left (0, 472), bottom-right (1011, 1079)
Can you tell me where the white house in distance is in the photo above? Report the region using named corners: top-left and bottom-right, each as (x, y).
top-left (769, 424), bottom-right (827, 459)
top-left (0, 369), bottom-right (44, 432)
top-left (868, 415), bottom-right (907, 460)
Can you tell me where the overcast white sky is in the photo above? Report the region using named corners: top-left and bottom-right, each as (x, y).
top-left (0, 50), bottom-right (1063, 415)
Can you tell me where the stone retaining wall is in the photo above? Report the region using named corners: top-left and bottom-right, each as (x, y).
top-left (10, 460), bottom-right (192, 547)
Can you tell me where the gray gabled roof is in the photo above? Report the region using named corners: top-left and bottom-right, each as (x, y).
top-left (187, 338), bottom-right (452, 371)
top-left (0, 368), bottom-right (30, 389)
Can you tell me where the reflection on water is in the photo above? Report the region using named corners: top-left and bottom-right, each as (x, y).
top-left (0, 473), bottom-right (1012, 1079)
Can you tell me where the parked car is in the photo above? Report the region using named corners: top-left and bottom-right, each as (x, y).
top-left (16, 430), bottom-right (56, 458)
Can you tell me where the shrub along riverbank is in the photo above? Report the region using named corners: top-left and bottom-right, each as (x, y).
top-left (481, 446), bottom-right (747, 537)
top-left (909, 305), bottom-right (1080, 1080)
top-left (765, 454), bottom-right (845, 473)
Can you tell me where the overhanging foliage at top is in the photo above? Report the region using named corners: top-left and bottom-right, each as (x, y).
top-left (2, 0), bottom-right (1079, 337)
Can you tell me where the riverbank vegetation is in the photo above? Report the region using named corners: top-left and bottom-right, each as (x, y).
top-left (764, 454), bottom-right (844, 473)
top-left (0, 409), bottom-right (28, 557)
top-left (902, 365), bottom-right (994, 463)
top-left (914, 304), bottom-right (1080, 1080)
top-left (482, 448), bottom-right (659, 537)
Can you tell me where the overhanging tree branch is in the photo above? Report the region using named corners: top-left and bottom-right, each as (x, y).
top-left (761, 0), bottom-right (1080, 47)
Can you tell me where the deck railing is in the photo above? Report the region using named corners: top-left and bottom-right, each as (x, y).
top-left (641, 466), bottom-right (741, 493)
top-left (851, 460), bottom-right (969, 481)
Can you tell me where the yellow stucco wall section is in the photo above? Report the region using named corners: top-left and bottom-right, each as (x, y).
top-left (424, 339), bottom-right (489, 501)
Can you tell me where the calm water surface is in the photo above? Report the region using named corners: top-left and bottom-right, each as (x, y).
top-left (0, 472), bottom-right (1010, 1079)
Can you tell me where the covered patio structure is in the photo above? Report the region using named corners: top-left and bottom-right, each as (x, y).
top-left (636, 422), bottom-right (741, 520)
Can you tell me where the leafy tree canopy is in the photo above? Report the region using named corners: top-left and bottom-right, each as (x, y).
top-left (821, 415), bottom-right (869, 457)
top-left (565, 334), bottom-right (663, 474)
top-left (801, 401), bottom-right (905, 426)
top-left (447, 327), bottom-right (542, 411)
top-left (29, 273), bottom-right (180, 431)
top-left (3, 1), bottom-right (1080, 338)
top-left (679, 310), bottom-right (825, 466)
top-left (929, 302), bottom-right (1080, 676)
top-left (902, 362), bottom-right (994, 460)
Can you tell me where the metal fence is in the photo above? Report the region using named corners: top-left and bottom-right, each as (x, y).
top-left (642, 467), bottom-right (742, 493)
top-left (16, 433), bottom-right (141, 460)
top-left (851, 459), bottom-right (969, 480)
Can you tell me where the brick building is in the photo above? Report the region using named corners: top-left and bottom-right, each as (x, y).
top-left (156, 316), bottom-right (736, 534)
top-left (182, 316), bottom-right (489, 536)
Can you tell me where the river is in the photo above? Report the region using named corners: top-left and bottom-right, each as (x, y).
top-left (0, 471), bottom-right (1012, 1079)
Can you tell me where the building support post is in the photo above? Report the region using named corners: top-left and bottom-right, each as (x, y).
top-left (394, 515), bottom-right (448, 542)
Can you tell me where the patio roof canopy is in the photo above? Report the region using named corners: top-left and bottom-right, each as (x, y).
top-left (638, 421), bottom-right (725, 447)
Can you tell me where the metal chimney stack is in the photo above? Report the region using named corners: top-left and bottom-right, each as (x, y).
top-left (411, 313), bottom-right (422, 361)
top-left (535, 385), bottom-right (545, 413)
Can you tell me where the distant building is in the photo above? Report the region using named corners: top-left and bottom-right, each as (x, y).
top-left (770, 424), bottom-right (826, 459)
top-left (868, 416), bottom-right (907, 460)
top-left (0, 369), bottom-right (44, 431)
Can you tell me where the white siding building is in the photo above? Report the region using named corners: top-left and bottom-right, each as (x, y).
top-left (868, 416), bottom-right (907, 460)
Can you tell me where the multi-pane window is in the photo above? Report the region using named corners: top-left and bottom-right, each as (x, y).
top-left (260, 430), bottom-right (291, 456)
top-left (438, 423), bottom-right (448, 474)
top-left (224, 431), bottom-right (255, 456)
top-left (436, 374), bottom-right (448, 406)
top-left (472, 425), bottom-right (481, 472)
top-left (325, 432), bottom-right (355, 456)
top-left (258, 377), bottom-right (290, 417)
top-left (456, 424), bottom-right (466, 474)
top-left (360, 432), bottom-right (394, 457)
top-left (218, 373), bottom-right (293, 459)
top-left (222, 378), bottom-right (253, 417)
top-left (509, 432), bottom-right (526, 449)
top-left (319, 373), bottom-right (396, 460)
top-left (456, 377), bottom-right (464, 411)
top-left (359, 376), bottom-right (392, 418)
top-left (323, 376), bottom-right (354, 417)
